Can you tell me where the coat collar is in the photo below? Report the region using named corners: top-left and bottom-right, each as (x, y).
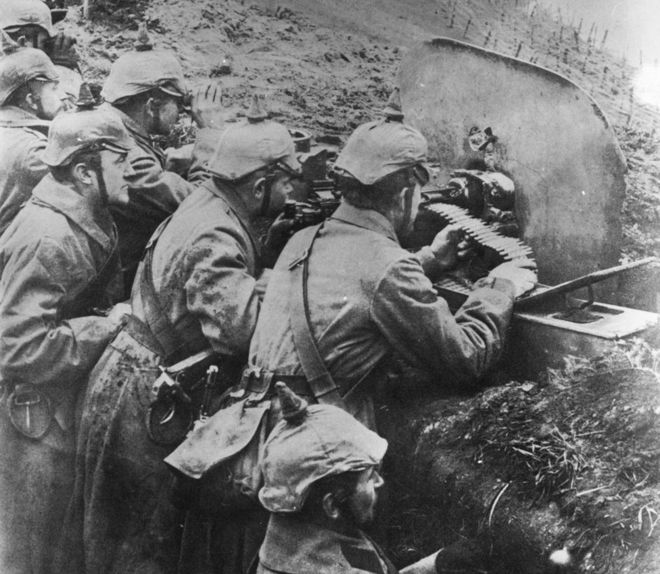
top-left (0, 106), bottom-right (50, 130)
top-left (330, 202), bottom-right (399, 244)
top-left (260, 513), bottom-right (390, 574)
top-left (31, 174), bottom-right (117, 250)
top-left (201, 178), bottom-right (261, 256)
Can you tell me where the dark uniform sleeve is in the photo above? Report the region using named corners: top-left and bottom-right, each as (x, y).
top-left (183, 228), bottom-right (261, 357)
top-left (125, 143), bottom-right (193, 217)
top-left (186, 128), bottom-right (223, 184)
top-left (0, 236), bottom-right (118, 387)
top-left (370, 255), bottom-right (514, 381)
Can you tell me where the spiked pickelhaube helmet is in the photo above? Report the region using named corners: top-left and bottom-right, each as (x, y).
top-left (43, 84), bottom-right (132, 167)
top-left (101, 23), bottom-right (187, 104)
top-left (207, 94), bottom-right (301, 181)
top-left (258, 383), bottom-right (388, 513)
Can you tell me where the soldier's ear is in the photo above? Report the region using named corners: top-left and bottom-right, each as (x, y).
top-left (24, 92), bottom-right (39, 113)
top-left (71, 161), bottom-right (94, 185)
top-left (322, 492), bottom-right (341, 521)
top-left (252, 177), bottom-right (266, 201)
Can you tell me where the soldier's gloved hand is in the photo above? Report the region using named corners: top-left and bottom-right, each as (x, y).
top-left (107, 302), bottom-right (132, 327)
top-left (190, 83), bottom-right (225, 129)
top-left (488, 258), bottom-right (537, 298)
top-left (429, 224), bottom-right (470, 270)
top-left (264, 213), bottom-right (295, 252)
top-left (47, 33), bottom-right (80, 69)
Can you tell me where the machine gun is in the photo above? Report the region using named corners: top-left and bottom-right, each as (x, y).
top-left (285, 146), bottom-right (341, 231)
top-left (412, 170), bottom-right (658, 380)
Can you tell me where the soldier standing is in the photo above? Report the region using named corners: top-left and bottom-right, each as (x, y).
top-left (168, 117), bottom-right (537, 573)
top-left (246, 117), bottom-right (537, 426)
top-left (65, 101), bottom-right (300, 574)
top-left (0, 32), bottom-right (61, 236)
top-left (99, 26), bottom-right (197, 294)
top-left (0, 106), bottom-right (134, 574)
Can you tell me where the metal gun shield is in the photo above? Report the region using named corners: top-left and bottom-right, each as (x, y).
top-left (399, 38), bottom-right (626, 287)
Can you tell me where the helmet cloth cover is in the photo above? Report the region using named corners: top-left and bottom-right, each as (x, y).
top-left (207, 119), bottom-right (301, 181)
top-left (43, 107), bottom-right (132, 167)
top-left (0, 0), bottom-right (53, 37)
top-left (101, 49), bottom-right (187, 104)
top-left (259, 404), bottom-right (388, 513)
top-left (334, 119), bottom-right (430, 185)
top-left (0, 46), bottom-right (58, 105)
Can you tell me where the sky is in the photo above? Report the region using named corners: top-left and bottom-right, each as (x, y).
top-left (538, 0), bottom-right (660, 106)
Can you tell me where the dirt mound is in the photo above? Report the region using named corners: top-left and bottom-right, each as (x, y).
top-left (66, 0), bottom-right (658, 260)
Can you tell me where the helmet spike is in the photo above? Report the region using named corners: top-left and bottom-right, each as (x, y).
top-left (275, 382), bottom-right (308, 425)
top-left (76, 82), bottom-right (96, 110)
top-left (383, 87), bottom-right (404, 122)
top-left (246, 94), bottom-right (268, 123)
top-left (134, 22), bottom-right (153, 52)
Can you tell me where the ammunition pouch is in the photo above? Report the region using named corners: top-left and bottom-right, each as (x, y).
top-left (165, 368), bottom-right (312, 512)
top-left (4, 383), bottom-right (53, 440)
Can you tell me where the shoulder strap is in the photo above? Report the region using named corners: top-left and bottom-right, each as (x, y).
top-left (287, 225), bottom-right (345, 409)
top-left (138, 216), bottom-right (191, 362)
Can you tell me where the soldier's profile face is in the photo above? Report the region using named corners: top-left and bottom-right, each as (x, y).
top-left (33, 80), bottom-right (63, 120)
top-left (150, 95), bottom-right (181, 135)
top-left (346, 466), bottom-right (384, 525)
top-left (6, 25), bottom-right (49, 52)
top-left (99, 150), bottom-right (130, 206)
top-left (266, 171), bottom-right (295, 216)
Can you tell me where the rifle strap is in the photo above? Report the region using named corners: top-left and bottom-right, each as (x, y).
top-left (288, 224), bottom-right (346, 409)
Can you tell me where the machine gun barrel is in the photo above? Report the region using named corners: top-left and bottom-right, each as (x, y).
top-left (517, 257), bottom-right (658, 307)
top-left (421, 186), bottom-right (460, 205)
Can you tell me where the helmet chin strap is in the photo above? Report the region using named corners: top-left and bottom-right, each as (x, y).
top-left (400, 186), bottom-right (414, 234)
top-left (256, 175), bottom-right (274, 217)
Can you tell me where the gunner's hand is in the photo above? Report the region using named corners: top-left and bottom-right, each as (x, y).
top-left (190, 83), bottom-right (225, 129)
top-left (263, 213), bottom-right (296, 253)
top-left (429, 224), bottom-right (465, 270)
top-left (48, 33), bottom-right (79, 69)
top-left (488, 259), bottom-right (537, 298)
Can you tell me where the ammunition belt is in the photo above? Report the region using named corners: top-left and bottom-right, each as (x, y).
top-left (424, 203), bottom-right (536, 264)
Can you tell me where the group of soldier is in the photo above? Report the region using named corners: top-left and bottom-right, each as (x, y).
top-left (0, 1), bottom-right (538, 573)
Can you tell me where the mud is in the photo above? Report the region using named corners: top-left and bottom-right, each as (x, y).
top-left (55, 0), bottom-right (660, 571)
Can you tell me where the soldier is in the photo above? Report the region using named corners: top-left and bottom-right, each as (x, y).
top-left (0, 32), bottom-right (62, 236)
top-left (0, 0), bottom-right (82, 108)
top-left (99, 25), bottom-right (202, 295)
top-left (255, 383), bottom-right (440, 574)
top-left (65, 100), bottom-right (300, 574)
top-left (168, 117), bottom-right (536, 571)
top-left (246, 118), bottom-right (537, 426)
top-left (0, 105), bottom-right (134, 574)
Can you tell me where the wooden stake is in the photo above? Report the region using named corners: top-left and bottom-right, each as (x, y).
top-left (600, 29), bottom-right (608, 50)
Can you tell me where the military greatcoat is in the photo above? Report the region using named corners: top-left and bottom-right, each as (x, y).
top-left (101, 103), bottom-right (193, 294)
top-left (256, 514), bottom-right (398, 574)
top-left (68, 179), bottom-right (267, 574)
top-left (248, 201), bottom-right (516, 426)
top-left (0, 174), bottom-right (122, 574)
top-left (0, 106), bottom-right (49, 237)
